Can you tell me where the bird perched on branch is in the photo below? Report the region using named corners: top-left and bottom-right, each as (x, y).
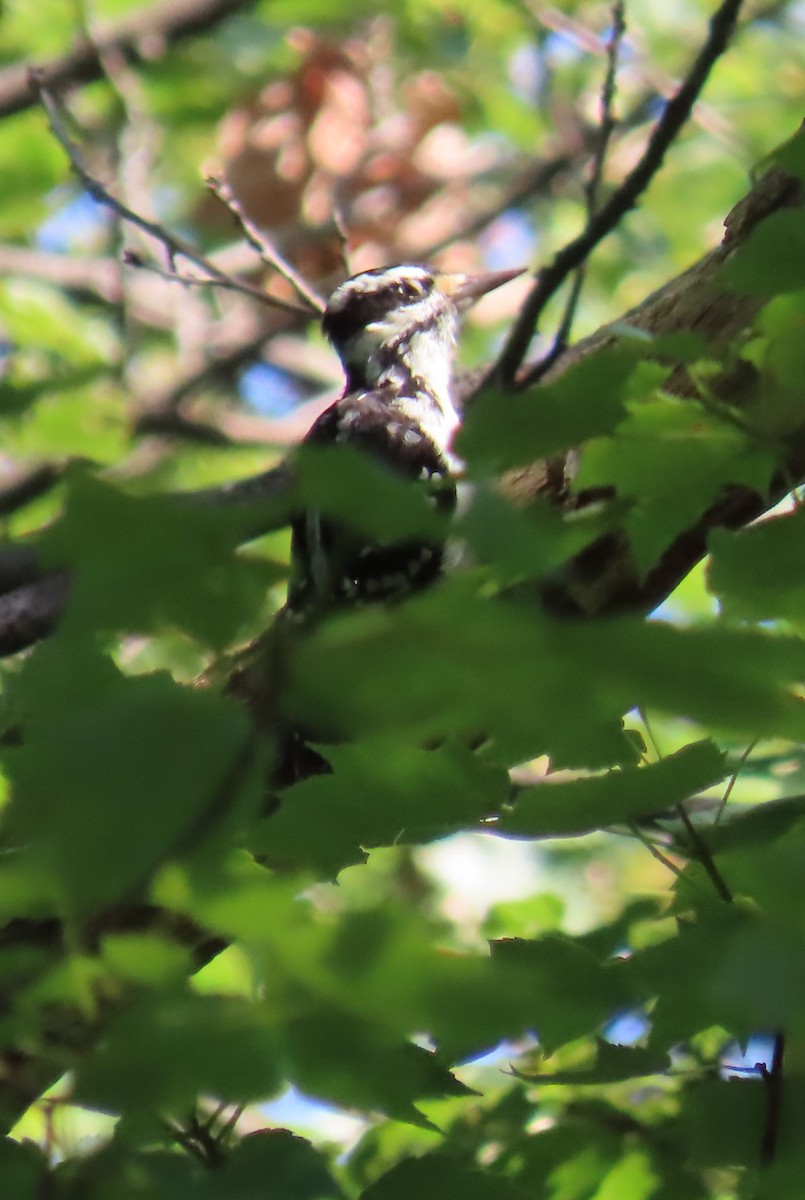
top-left (288, 262), bottom-right (523, 615)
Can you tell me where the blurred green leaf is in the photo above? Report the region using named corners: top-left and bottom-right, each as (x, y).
top-left (575, 395), bottom-right (774, 573)
top-left (704, 795), bottom-right (805, 855)
top-left (5, 645), bottom-right (261, 913)
top-left (40, 473), bottom-right (282, 648)
top-left (458, 349), bottom-right (650, 473)
top-left (258, 739), bottom-right (508, 875)
top-left (490, 937), bottom-right (633, 1054)
top-left (723, 209), bottom-right (805, 296)
top-left (768, 125), bottom-right (805, 183)
top-left (284, 580), bottom-right (805, 752)
top-left (519, 1038), bottom-right (668, 1085)
top-left (285, 1006), bottom-right (472, 1128)
top-left (0, 1139), bottom-right (48, 1199)
top-left (213, 1131), bottom-right (345, 1200)
top-left (362, 1154), bottom-right (531, 1200)
top-left (295, 444), bottom-right (446, 543)
top-left (74, 993), bottom-right (285, 1113)
top-left (709, 508), bottom-right (805, 629)
top-left (678, 1080), bottom-right (765, 1169)
top-left (498, 741), bottom-right (726, 839)
top-left (626, 906), bottom-right (759, 1047)
top-left (458, 488), bottom-right (610, 586)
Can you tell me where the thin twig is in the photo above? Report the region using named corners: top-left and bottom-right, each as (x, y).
top-left (492, 0), bottom-right (745, 387)
top-left (206, 174), bottom-right (324, 313)
top-left (628, 822), bottom-right (685, 878)
top-left (588, 3), bottom-right (627, 214)
top-left (122, 248), bottom-right (298, 309)
top-left (331, 205), bottom-right (353, 276)
top-left (34, 79), bottom-right (313, 320)
top-left (675, 802), bottom-right (733, 903)
top-left (132, 409), bottom-right (234, 446)
top-left (529, 2), bottom-right (627, 386)
top-left (638, 707), bottom-right (664, 761)
top-left (715, 738), bottom-right (758, 824)
top-left (217, 1103), bottom-right (244, 1144)
top-left (0, 461), bottom-right (88, 518)
top-left (759, 1031), bottom-right (784, 1166)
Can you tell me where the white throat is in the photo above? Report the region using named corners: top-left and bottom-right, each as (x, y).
top-left (378, 322), bottom-right (461, 463)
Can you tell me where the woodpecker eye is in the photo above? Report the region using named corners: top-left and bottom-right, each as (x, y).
top-left (396, 280), bottom-right (422, 301)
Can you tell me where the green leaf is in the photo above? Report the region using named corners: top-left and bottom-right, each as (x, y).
top-left (100, 933), bottom-right (192, 987)
top-left (0, 280), bottom-right (113, 367)
top-left (703, 795), bottom-right (805, 855)
top-left (457, 349), bottom-right (648, 473)
top-left (60, 1146), bottom-right (204, 1200)
top-left (519, 1038), bottom-right (668, 1084)
top-left (294, 443), bottom-right (446, 543)
top-left (586, 1150), bottom-right (659, 1200)
top-left (40, 472), bottom-right (282, 649)
top-left (184, 870), bottom-right (631, 1067)
top-left (723, 209), bottom-right (805, 296)
top-left (74, 994), bottom-right (285, 1113)
top-left (285, 1006), bottom-right (472, 1128)
top-left (498, 742), bottom-right (726, 839)
top-left (574, 395), bottom-right (774, 573)
top-left (458, 488), bottom-right (609, 586)
top-left (709, 508), bottom-right (805, 630)
top-left (257, 739), bottom-right (508, 875)
top-left (361, 1153), bottom-right (531, 1200)
top-left (677, 1079), bottom-right (765, 1168)
top-left (626, 906), bottom-right (758, 1047)
top-left (215, 1130), bottom-right (345, 1200)
top-left (5, 646), bottom-right (261, 913)
top-left (0, 1139), bottom-right (48, 1199)
top-left (768, 125), bottom-right (805, 184)
top-left (490, 937), bottom-right (633, 1053)
top-left (756, 291), bottom-right (805, 399)
top-left (283, 580), bottom-right (805, 754)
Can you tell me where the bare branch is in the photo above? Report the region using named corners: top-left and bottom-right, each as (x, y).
top-left (675, 803), bottom-right (733, 903)
top-left (0, 461), bottom-right (87, 518)
top-left (0, 150), bottom-right (797, 659)
top-left (34, 81), bottom-right (314, 320)
top-left (121, 248), bottom-right (304, 310)
top-left (587, 2), bottom-right (627, 220)
top-left (206, 175), bottom-right (325, 314)
top-left (0, 0), bottom-right (255, 121)
top-left (0, 572), bottom-right (72, 658)
top-left (528, 1), bottom-right (628, 386)
top-left (493, 0), bottom-right (746, 387)
top-left (131, 410), bottom-right (235, 446)
top-left (529, 2), bottom-right (739, 146)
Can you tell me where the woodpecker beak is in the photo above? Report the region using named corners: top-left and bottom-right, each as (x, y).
top-left (437, 266), bottom-right (526, 309)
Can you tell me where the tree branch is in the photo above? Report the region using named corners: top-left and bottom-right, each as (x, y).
top-left (0, 146), bottom-right (801, 1138)
top-left (206, 175), bottom-right (326, 314)
top-left (0, 154), bottom-right (798, 659)
top-left (493, 0), bottom-right (746, 387)
top-left (35, 82), bottom-right (316, 319)
top-left (0, 0), bottom-right (256, 121)
top-left (530, 0), bottom-right (627, 385)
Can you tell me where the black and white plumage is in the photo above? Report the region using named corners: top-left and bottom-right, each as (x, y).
top-left (288, 263), bottom-right (523, 615)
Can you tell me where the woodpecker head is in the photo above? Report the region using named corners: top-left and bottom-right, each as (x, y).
top-left (322, 264), bottom-right (524, 401)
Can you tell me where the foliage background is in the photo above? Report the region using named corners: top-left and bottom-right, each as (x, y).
top-left (2, 1), bottom-right (805, 1197)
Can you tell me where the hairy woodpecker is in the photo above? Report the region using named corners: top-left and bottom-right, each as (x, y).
top-left (288, 263), bottom-right (523, 614)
